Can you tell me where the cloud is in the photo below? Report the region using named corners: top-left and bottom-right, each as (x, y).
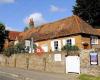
top-left (50, 5), bottom-right (66, 12)
top-left (0, 0), bottom-right (15, 3)
top-left (24, 12), bottom-right (46, 27)
top-left (6, 25), bottom-right (19, 31)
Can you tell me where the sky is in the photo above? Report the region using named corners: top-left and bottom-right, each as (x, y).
top-left (0, 0), bottom-right (75, 31)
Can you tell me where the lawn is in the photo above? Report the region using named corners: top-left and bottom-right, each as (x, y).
top-left (79, 74), bottom-right (100, 80)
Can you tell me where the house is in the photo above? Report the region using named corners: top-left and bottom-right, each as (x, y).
top-left (7, 15), bottom-right (100, 52)
top-left (4, 31), bottom-right (21, 48)
top-left (32, 15), bottom-right (100, 52)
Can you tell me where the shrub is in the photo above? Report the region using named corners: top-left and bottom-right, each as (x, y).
top-left (3, 42), bottom-right (26, 56)
top-left (62, 44), bottom-right (79, 55)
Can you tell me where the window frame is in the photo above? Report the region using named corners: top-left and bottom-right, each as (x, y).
top-left (66, 39), bottom-right (72, 45)
top-left (91, 36), bottom-right (98, 45)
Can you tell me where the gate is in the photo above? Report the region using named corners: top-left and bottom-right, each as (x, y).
top-left (65, 56), bottom-right (80, 74)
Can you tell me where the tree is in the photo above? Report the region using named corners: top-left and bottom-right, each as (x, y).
top-left (24, 26), bottom-right (29, 32)
top-left (3, 42), bottom-right (26, 56)
top-left (0, 23), bottom-right (7, 52)
top-left (73, 0), bottom-right (100, 27)
top-left (3, 43), bottom-right (15, 57)
top-left (14, 42), bottom-right (26, 53)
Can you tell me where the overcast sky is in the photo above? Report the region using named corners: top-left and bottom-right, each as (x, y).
top-left (0, 0), bottom-right (75, 31)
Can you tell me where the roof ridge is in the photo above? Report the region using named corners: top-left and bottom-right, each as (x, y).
top-left (9, 31), bottom-right (21, 33)
top-left (73, 15), bottom-right (82, 32)
top-left (18, 15), bottom-right (100, 41)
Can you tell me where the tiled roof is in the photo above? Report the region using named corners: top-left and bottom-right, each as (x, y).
top-left (8, 31), bottom-right (21, 40)
top-left (19, 15), bottom-right (100, 42)
top-left (18, 28), bottom-right (37, 40)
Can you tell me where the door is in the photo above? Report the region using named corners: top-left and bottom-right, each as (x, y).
top-left (66, 56), bottom-right (80, 74)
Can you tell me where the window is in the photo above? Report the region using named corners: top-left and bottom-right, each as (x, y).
top-left (91, 36), bottom-right (98, 44)
top-left (54, 41), bottom-right (58, 50)
top-left (66, 39), bottom-right (72, 45)
top-left (63, 38), bottom-right (75, 46)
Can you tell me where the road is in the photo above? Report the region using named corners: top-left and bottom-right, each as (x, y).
top-left (0, 74), bottom-right (16, 80)
top-left (0, 67), bottom-right (79, 80)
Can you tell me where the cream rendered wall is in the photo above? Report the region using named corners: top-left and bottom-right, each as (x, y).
top-left (35, 35), bottom-right (82, 52)
top-left (14, 40), bottom-right (19, 45)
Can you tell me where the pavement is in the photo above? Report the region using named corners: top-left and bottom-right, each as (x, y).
top-left (0, 67), bottom-right (79, 80)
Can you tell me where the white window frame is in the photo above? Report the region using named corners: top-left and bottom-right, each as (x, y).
top-left (66, 39), bottom-right (72, 45)
top-left (63, 38), bottom-right (75, 46)
top-left (51, 40), bottom-right (61, 51)
top-left (91, 36), bottom-right (98, 45)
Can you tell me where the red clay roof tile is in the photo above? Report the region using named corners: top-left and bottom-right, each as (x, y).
top-left (8, 31), bottom-right (21, 40)
top-left (18, 15), bottom-right (100, 42)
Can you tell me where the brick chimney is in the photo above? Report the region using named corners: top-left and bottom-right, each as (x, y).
top-left (29, 18), bottom-right (34, 27)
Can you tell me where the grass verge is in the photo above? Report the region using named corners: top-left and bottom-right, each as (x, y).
top-left (79, 74), bottom-right (100, 80)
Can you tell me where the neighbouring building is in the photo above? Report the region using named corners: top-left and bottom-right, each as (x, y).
top-left (4, 31), bottom-right (21, 48)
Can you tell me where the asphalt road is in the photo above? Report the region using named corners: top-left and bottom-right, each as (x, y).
top-left (0, 74), bottom-right (16, 80)
top-left (0, 67), bottom-right (79, 80)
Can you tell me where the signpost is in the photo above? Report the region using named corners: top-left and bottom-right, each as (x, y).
top-left (31, 38), bottom-right (33, 53)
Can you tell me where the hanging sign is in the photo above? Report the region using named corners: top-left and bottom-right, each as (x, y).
top-left (90, 52), bottom-right (98, 65)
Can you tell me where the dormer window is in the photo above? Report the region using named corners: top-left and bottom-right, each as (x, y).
top-left (91, 36), bottom-right (98, 45)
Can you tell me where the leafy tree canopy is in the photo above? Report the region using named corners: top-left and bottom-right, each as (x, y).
top-left (73, 0), bottom-right (100, 27)
top-left (0, 23), bottom-right (7, 52)
top-left (24, 26), bottom-right (29, 32)
top-left (3, 42), bottom-right (26, 56)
